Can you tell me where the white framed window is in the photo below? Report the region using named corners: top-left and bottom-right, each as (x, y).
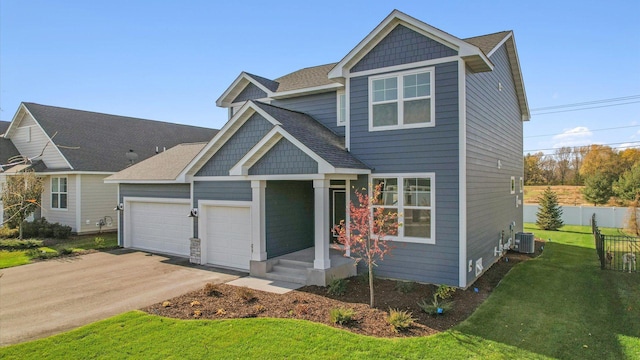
top-left (510, 176), bottom-right (516, 194)
top-left (371, 173), bottom-right (435, 244)
top-left (369, 68), bottom-right (435, 131)
top-left (51, 177), bottom-right (68, 210)
top-left (519, 177), bottom-right (524, 193)
top-left (337, 90), bottom-right (346, 126)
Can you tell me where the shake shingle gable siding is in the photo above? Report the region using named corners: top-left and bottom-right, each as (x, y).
top-left (351, 25), bottom-right (458, 73)
top-left (22, 103), bottom-right (218, 172)
top-left (195, 113), bottom-right (274, 176)
top-left (233, 83), bottom-right (268, 103)
top-left (249, 139), bottom-right (318, 175)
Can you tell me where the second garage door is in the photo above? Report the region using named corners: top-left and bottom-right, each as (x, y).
top-left (127, 200), bottom-right (191, 256)
top-left (204, 205), bottom-right (251, 270)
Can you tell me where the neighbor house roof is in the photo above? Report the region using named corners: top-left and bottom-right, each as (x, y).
top-left (8, 103), bottom-right (219, 173)
top-left (105, 142), bottom-right (207, 183)
top-left (0, 121), bottom-right (21, 166)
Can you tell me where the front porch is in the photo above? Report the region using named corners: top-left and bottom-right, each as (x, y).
top-left (250, 247), bottom-right (356, 286)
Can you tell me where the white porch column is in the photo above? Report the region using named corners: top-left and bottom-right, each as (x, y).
top-left (251, 180), bottom-right (267, 261)
top-left (313, 179), bottom-right (331, 269)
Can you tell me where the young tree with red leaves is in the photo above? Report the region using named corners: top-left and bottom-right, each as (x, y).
top-left (333, 183), bottom-right (399, 308)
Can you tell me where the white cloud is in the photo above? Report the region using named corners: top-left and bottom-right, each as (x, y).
top-left (552, 126), bottom-right (593, 148)
top-left (619, 142), bottom-right (640, 150)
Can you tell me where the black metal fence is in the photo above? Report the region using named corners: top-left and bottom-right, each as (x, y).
top-left (593, 214), bottom-right (638, 272)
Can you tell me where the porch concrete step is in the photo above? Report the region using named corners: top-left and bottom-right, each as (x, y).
top-left (265, 270), bottom-right (307, 285)
top-left (264, 259), bottom-right (311, 285)
top-left (277, 259), bottom-right (313, 268)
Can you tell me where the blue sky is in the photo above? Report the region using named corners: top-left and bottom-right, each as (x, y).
top-left (1, 0), bottom-right (639, 155)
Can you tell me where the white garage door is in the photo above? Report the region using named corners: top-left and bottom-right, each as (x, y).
top-left (127, 200), bottom-right (191, 256)
top-left (205, 205), bottom-right (251, 270)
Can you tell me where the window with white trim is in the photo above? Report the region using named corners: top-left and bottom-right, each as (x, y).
top-left (337, 90), bottom-right (346, 126)
top-left (510, 176), bottom-right (516, 194)
top-left (372, 174), bottom-right (435, 243)
top-left (51, 177), bottom-right (68, 209)
top-left (519, 177), bottom-right (524, 193)
top-left (369, 68), bottom-right (435, 131)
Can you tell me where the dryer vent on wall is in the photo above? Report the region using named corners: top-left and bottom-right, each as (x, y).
top-left (514, 232), bottom-right (535, 254)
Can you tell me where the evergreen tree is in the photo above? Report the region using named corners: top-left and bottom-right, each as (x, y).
top-left (536, 186), bottom-right (564, 230)
top-left (582, 172), bottom-right (613, 206)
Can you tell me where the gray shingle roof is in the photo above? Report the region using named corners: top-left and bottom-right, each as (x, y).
top-left (245, 72), bottom-right (280, 92)
top-left (274, 63), bottom-right (339, 92)
top-left (463, 31), bottom-right (511, 55)
top-left (0, 121), bottom-right (21, 165)
top-left (253, 102), bottom-right (369, 170)
top-left (22, 103), bottom-right (218, 172)
top-left (105, 142), bottom-right (207, 181)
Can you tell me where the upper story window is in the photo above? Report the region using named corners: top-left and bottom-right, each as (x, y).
top-left (337, 90), bottom-right (346, 126)
top-left (51, 177), bottom-right (68, 210)
top-left (369, 68), bottom-right (435, 131)
top-left (510, 176), bottom-right (516, 194)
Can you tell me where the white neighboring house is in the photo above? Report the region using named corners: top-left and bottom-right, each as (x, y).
top-left (1, 121), bottom-right (23, 225)
top-left (1, 103), bottom-right (218, 234)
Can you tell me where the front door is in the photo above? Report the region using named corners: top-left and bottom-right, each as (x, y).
top-left (329, 189), bottom-right (346, 243)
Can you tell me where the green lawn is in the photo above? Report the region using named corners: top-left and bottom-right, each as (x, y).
top-left (0, 233), bottom-right (118, 269)
top-left (1, 225), bottom-right (638, 359)
top-left (0, 250), bottom-right (31, 268)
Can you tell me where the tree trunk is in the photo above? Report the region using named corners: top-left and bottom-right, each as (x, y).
top-left (368, 261), bottom-right (374, 308)
top-left (19, 221), bottom-right (24, 239)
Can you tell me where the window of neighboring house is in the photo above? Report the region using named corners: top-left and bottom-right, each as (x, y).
top-left (510, 176), bottom-right (516, 194)
top-left (372, 174), bottom-right (435, 244)
top-left (51, 177), bottom-right (68, 209)
top-left (337, 90), bottom-right (346, 126)
top-left (519, 177), bottom-right (524, 193)
top-left (369, 68), bottom-right (435, 131)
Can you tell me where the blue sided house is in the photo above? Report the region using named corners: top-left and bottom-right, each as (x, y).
top-left (106, 10), bottom-right (530, 288)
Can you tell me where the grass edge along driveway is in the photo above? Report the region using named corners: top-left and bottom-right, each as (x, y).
top-left (1, 224), bottom-right (638, 359)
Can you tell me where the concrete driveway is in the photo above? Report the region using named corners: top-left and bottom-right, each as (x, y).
top-left (0, 249), bottom-right (243, 346)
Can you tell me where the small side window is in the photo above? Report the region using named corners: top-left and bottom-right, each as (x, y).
top-left (510, 176), bottom-right (516, 194)
top-left (337, 90), bottom-right (346, 126)
top-left (519, 177), bottom-right (524, 193)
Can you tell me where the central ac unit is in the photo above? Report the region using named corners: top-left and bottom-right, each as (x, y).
top-left (514, 232), bottom-right (535, 254)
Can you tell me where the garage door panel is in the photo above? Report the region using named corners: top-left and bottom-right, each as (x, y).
top-left (205, 205), bottom-right (251, 270)
top-left (127, 201), bottom-right (191, 256)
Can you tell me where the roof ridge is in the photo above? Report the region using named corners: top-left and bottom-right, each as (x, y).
top-left (22, 102), bottom-right (215, 130)
top-left (463, 30), bottom-right (511, 41)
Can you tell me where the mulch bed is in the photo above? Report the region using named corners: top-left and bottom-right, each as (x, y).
top-left (143, 240), bottom-right (544, 338)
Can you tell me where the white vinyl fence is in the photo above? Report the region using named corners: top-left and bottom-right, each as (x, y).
top-left (524, 204), bottom-right (638, 228)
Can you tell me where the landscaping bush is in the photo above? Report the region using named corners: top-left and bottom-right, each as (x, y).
top-left (327, 277), bottom-right (348, 296)
top-left (236, 287), bottom-right (256, 302)
top-left (0, 227), bottom-right (19, 239)
top-left (203, 283), bottom-right (222, 297)
top-left (387, 309), bottom-right (414, 332)
top-left (417, 284), bottom-right (456, 316)
top-left (26, 248), bottom-right (58, 260)
top-left (58, 248), bottom-right (74, 255)
top-left (0, 239), bottom-right (43, 250)
top-left (329, 307), bottom-right (356, 325)
top-left (394, 280), bottom-right (415, 294)
top-left (21, 218), bottom-right (72, 239)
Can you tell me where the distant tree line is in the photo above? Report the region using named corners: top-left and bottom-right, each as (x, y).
top-left (524, 145), bottom-right (640, 206)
